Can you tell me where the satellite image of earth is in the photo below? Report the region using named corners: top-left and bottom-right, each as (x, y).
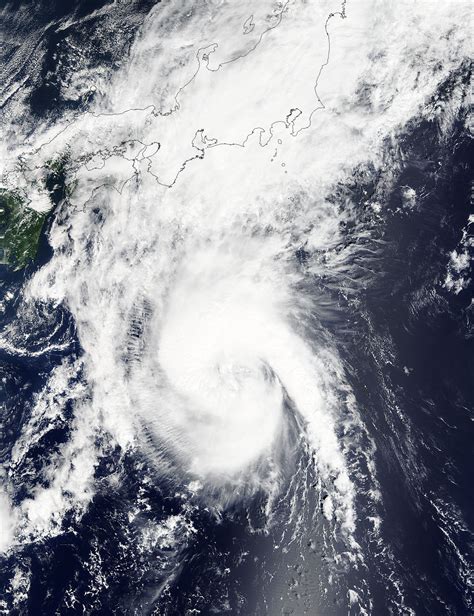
top-left (0, 1), bottom-right (472, 614)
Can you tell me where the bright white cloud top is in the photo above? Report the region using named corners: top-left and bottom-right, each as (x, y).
top-left (0, 1), bottom-right (471, 612)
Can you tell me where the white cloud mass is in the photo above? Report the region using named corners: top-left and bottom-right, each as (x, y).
top-left (0, 3), bottom-right (470, 610)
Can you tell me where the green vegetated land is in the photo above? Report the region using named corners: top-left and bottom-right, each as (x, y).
top-left (0, 154), bottom-right (72, 270)
top-left (0, 189), bottom-right (48, 270)
top-left (45, 153), bottom-right (73, 208)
